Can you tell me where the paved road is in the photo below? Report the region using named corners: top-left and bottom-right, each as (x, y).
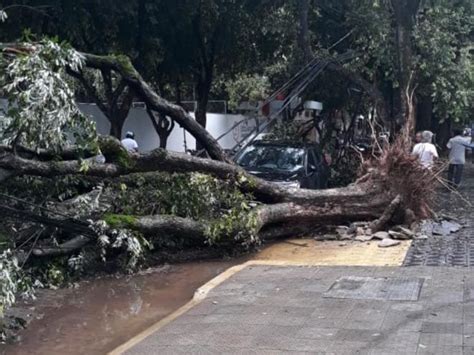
top-left (122, 265), bottom-right (474, 354)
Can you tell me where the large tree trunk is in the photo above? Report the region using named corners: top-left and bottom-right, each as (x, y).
top-left (146, 109), bottom-right (175, 149)
top-left (0, 139), bottom-right (382, 205)
top-left (80, 54), bottom-right (230, 163)
top-left (109, 115), bottom-right (125, 139)
top-left (416, 94), bottom-right (433, 132)
top-left (297, 0), bottom-right (312, 64)
top-left (194, 70), bottom-right (212, 152)
top-left (391, 0), bottom-right (422, 126)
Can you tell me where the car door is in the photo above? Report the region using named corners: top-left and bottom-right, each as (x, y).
top-left (300, 148), bottom-right (320, 189)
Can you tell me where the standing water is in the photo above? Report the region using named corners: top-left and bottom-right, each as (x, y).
top-left (1, 261), bottom-right (238, 355)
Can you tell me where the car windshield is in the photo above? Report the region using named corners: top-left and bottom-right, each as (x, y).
top-left (236, 145), bottom-right (304, 172)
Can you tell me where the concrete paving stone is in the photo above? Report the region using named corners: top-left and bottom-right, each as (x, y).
top-left (464, 314), bottom-right (474, 324)
top-left (201, 313), bottom-right (274, 325)
top-left (310, 301), bottom-right (353, 319)
top-left (295, 327), bottom-right (338, 340)
top-left (419, 332), bottom-right (464, 346)
top-left (464, 323), bottom-right (474, 334)
top-left (158, 322), bottom-right (211, 335)
top-left (389, 302), bottom-right (425, 312)
top-left (371, 331), bottom-right (420, 349)
top-left (335, 329), bottom-right (385, 342)
top-left (367, 348), bottom-right (416, 355)
top-left (416, 345), bottom-right (463, 355)
top-left (324, 341), bottom-right (369, 355)
top-left (133, 330), bottom-right (255, 348)
top-left (269, 315), bottom-right (309, 326)
top-left (347, 305), bottom-right (389, 322)
top-left (464, 335), bottom-right (474, 347)
top-left (464, 346), bottom-right (474, 355)
top-left (205, 323), bottom-right (299, 339)
top-left (341, 316), bottom-right (385, 330)
top-left (380, 316), bottom-right (423, 332)
top-left (421, 321), bottom-right (463, 334)
top-left (124, 264), bottom-right (474, 354)
top-left (304, 315), bottom-right (348, 328)
top-left (260, 295), bottom-right (323, 308)
top-left (425, 291), bottom-right (464, 304)
top-left (423, 308), bottom-right (464, 323)
top-left (254, 335), bottom-right (331, 352)
top-left (300, 282), bottom-right (332, 293)
top-left (233, 349), bottom-right (317, 355)
top-left (128, 344), bottom-right (264, 355)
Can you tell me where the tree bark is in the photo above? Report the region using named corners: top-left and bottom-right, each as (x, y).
top-left (390, 0), bottom-right (422, 125)
top-left (80, 53), bottom-right (230, 163)
top-left (297, 0), bottom-right (312, 64)
top-left (0, 140), bottom-right (385, 206)
top-left (146, 108), bottom-right (175, 149)
top-left (416, 94), bottom-right (433, 132)
top-left (7, 197), bottom-right (391, 258)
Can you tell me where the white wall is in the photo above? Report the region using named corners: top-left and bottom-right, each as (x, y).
top-left (78, 103), bottom-right (253, 153)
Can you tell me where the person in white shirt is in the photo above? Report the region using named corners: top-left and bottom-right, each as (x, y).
top-left (447, 129), bottom-right (472, 188)
top-left (121, 131), bottom-right (139, 153)
top-left (412, 130), bottom-right (438, 169)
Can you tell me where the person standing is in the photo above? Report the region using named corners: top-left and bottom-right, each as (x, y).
top-left (121, 131), bottom-right (139, 152)
top-left (415, 131), bottom-right (422, 144)
top-left (412, 130), bottom-right (438, 169)
top-left (447, 129), bottom-right (472, 188)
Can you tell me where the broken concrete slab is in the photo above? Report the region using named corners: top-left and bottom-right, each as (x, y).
top-left (393, 226), bottom-right (415, 237)
top-left (378, 238), bottom-right (401, 248)
top-left (372, 231), bottom-right (390, 240)
top-left (355, 235), bottom-right (374, 242)
top-left (441, 220), bottom-right (462, 233)
top-left (355, 227), bottom-right (366, 237)
top-left (415, 234), bottom-right (429, 240)
top-left (388, 231), bottom-right (412, 240)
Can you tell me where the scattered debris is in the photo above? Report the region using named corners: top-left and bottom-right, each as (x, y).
top-left (355, 227), bottom-right (366, 237)
top-left (373, 231), bottom-right (389, 240)
top-left (355, 235), bottom-right (374, 242)
top-left (388, 231), bottom-right (411, 240)
top-left (325, 217), bottom-right (463, 245)
top-left (414, 234), bottom-right (429, 240)
top-left (393, 226), bottom-right (415, 237)
top-left (378, 239), bottom-right (401, 248)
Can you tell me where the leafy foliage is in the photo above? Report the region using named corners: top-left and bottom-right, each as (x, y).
top-left (414, 4), bottom-right (474, 123)
top-left (0, 250), bottom-right (34, 319)
top-left (0, 40), bottom-right (97, 151)
top-left (225, 74), bottom-right (270, 110)
top-left (111, 172), bottom-right (259, 247)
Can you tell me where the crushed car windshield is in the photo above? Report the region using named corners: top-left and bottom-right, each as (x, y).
top-left (236, 145), bottom-right (304, 172)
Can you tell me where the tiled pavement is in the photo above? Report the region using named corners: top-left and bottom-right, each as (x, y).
top-left (123, 265), bottom-right (474, 354)
top-left (404, 164), bottom-right (474, 267)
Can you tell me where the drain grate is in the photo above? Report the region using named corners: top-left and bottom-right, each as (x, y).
top-left (324, 276), bottom-right (424, 301)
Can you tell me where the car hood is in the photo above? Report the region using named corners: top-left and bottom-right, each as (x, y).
top-left (245, 168), bottom-right (301, 182)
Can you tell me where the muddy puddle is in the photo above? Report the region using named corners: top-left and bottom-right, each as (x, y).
top-left (1, 260), bottom-right (239, 355)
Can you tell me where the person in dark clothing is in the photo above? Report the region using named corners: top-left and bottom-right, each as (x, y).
top-left (447, 129), bottom-right (472, 188)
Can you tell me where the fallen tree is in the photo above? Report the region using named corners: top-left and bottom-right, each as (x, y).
top-left (0, 40), bottom-right (438, 275)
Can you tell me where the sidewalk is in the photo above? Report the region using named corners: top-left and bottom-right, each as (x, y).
top-left (117, 264), bottom-right (474, 355)
top-left (114, 166), bottom-right (474, 355)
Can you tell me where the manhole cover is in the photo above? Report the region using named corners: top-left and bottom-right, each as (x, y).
top-left (324, 276), bottom-right (423, 301)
